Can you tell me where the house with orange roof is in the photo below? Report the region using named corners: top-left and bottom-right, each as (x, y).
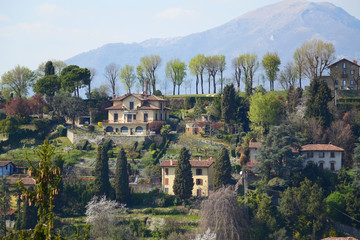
top-left (102, 93), bottom-right (170, 136)
top-left (160, 159), bottom-right (214, 197)
top-left (247, 143), bottom-right (344, 172)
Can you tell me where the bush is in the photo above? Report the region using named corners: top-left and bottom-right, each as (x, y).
top-left (88, 125), bottom-right (95, 133)
top-left (76, 139), bottom-right (90, 151)
top-left (0, 109), bottom-right (6, 120)
top-left (149, 121), bottom-right (166, 134)
top-left (107, 150), bottom-right (114, 158)
top-left (56, 124), bottom-right (67, 137)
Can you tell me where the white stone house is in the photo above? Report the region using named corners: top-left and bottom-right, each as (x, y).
top-left (301, 144), bottom-right (344, 172)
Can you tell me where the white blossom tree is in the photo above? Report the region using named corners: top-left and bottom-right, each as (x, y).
top-left (85, 195), bottom-right (127, 239)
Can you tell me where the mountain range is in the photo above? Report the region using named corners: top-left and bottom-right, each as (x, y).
top-left (66, 0), bottom-right (360, 92)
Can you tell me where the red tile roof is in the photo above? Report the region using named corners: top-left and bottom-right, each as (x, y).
top-left (301, 144), bottom-right (344, 152)
top-left (249, 142), bottom-right (262, 149)
top-left (7, 176), bottom-right (36, 186)
top-left (105, 104), bottom-right (124, 110)
top-left (0, 161), bottom-right (13, 167)
top-left (160, 160), bottom-right (214, 168)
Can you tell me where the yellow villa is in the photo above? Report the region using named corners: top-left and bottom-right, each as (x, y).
top-left (102, 93), bottom-right (170, 136)
top-left (160, 159), bottom-right (214, 197)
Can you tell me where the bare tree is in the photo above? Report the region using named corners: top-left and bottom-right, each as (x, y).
top-left (232, 57), bottom-right (243, 92)
top-left (293, 48), bottom-right (305, 89)
top-left (87, 67), bottom-right (96, 99)
top-left (86, 195), bottom-right (127, 239)
top-left (218, 55), bottom-right (226, 92)
top-left (104, 63), bottom-right (120, 98)
top-left (200, 186), bottom-right (249, 240)
top-left (140, 55), bottom-right (161, 94)
top-left (279, 62), bottom-right (298, 90)
top-left (205, 56), bottom-right (220, 94)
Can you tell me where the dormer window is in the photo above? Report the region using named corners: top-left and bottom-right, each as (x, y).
top-left (343, 62), bottom-right (346, 69)
top-left (130, 102), bottom-right (134, 110)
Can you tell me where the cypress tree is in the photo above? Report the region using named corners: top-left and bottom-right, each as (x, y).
top-left (214, 147), bottom-right (235, 190)
top-left (44, 61), bottom-right (55, 76)
top-left (305, 80), bottom-right (332, 127)
top-left (94, 145), bottom-right (111, 197)
top-left (222, 84), bottom-right (236, 125)
top-left (115, 148), bottom-right (130, 204)
top-left (173, 147), bottom-right (194, 204)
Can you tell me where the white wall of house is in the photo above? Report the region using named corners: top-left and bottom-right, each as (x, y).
top-left (302, 151), bottom-right (342, 171)
top-left (249, 148), bottom-right (259, 162)
top-left (0, 164), bottom-right (14, 176)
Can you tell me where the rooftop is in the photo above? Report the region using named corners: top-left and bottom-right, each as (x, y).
top-left (160, 160), bottom-right (214, 168)
top-left (301, 144), bottom-right (344, 152)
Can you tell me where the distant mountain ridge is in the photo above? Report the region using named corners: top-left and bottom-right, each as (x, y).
top-left (66, 0), bottom-right (360, 92)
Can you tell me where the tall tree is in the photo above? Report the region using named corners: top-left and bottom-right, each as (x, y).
top-left (232, 56), bottom-right (243, 92)
top-left (298, 39), bottom-right (335, 81)
top-left (33, 75), bottom-right (61, 96)
top-left (205, 56), bottom-right (220, 93)
top-left (262, 52), bottom-right (281, 91)
top-left (239, 54), bottom-right (259, 96)
top-left (87, 68), bottom-right (96, 99)
top-left (44, 61), bottom-right (55, 76)
top-left (0, 177), bottom-right (10, 237)
top-left (293, 47), bottom-right (305, 89)
top-left (255, 125), bottom-right (302, 183)
top-left (279, 178), bottom-right (326, 240)
top-left (218, 55), bottom-right (226, 92)
top-left (222, 84), bottom-right (236, 130)
top-left (37, 60), bottom-right (67, 77)
top-left (104, 63), bottom-right (120, 98)
top-left (115, 148), bottom-right (130, 204)
top-left (305, 79), bottom-right (332, 127)
top-left (94, 145), bottom-right (111, 197)
top-left (136, 65), bottom-right (147, 93)
top-left (248, 92), bottom-right (284, 136)
top-left (189, 54), bottom-right (206, 94)
top-left (279, 62), bottom-right (298, 91)
top-left (353, 144), bottom-right (360, 189)
top-left (165, 58), bottom-right (187, 95)
top-left (139, 55), bottom-right (161, 94)
top-left (214, 147), bottom-right (235, 190)
top-left (20, 188), bottom-right (38, 230)
top-left (60, 65), bottom-right (90, 97)
top-left (1, 65), bottom-right (36, 98)
top-left (173, 147), bottom-right (194, 205)
top-left (119, 65), bottom-right (136, 93)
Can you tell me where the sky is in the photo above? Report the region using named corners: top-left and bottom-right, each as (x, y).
top-left (0, 0), bottom-right (359, 77)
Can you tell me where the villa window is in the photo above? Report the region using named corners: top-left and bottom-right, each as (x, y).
top-left (165, 168), bottom-right (169, 175)
top-left (196, 179), bottom-right (203, 185)
top-left (319, 152), bottom-right (325, 158)
top-left (127, 114), bottom-right (132, 122)
top-left (350, 70), bottom-right (355, 75)
top-left (165, 188), bottom-right (169, 193)
top-left (343, 80), bottom-right (346, 86)
top-left (133, 114), bottom-right (136, 120)
top-left (343, 70), bottom-right (347, 75)
top-left (335, 80), bottom-right (338, 85)
top-left (114, 113), bottom-right (118, 122)
top-left (351, 80), bottom-right (355, 85)
top-left (343, 62), bottom-right (346, 68)
top-left (331, 152), bottom-right (335, 158)
top-left (307, 152), bottom-right (313, 158)
top-left (130, 102), bottom-right (134, 110)
top-left (165, 178), bottom-right (169, 185)
top-left (144, 113), bottom-right (148, 122)
top-left (196, 169), bottom-right (202, 175)
top-left (319, 161), bottom-right (324, 170)
top-left (155, 113), bottom-right (158, 121)
top-left (330, 162), bottom-right (335, 171)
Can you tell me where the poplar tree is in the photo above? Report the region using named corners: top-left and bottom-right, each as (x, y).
top-left (173, 148), bottom-right (193, 204)
top-left (115, 148), bottom-right (130, 204)
top-left (94, 145), bottom-right (111, 197)
top-left (214, 147), bottom-right (235, 190)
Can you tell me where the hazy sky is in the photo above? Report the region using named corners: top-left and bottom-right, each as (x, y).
top-left (0, 0), bottom-right (359, 76)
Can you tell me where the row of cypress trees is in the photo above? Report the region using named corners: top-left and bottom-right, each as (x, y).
top-left (93, 140), bottom-right (130, 204)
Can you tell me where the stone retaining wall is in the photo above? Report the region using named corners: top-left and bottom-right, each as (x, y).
top-left (67, 130), bottom-right (150, 145)
top-left (130, 183), bottom-right (161, 193)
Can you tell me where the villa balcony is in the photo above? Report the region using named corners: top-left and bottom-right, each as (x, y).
top-left (102, 120), bottom-right (148, 124)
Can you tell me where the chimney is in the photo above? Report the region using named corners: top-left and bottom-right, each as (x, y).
top-left (354, 60), bottom-right (358, 64)
top-left (170, 159), bottom-right (173, 166)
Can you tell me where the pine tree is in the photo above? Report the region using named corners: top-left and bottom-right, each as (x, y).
top-left (94, 145), bottom-right (111, 197)
top-left (115, 148), bottom-right (130, 204)
top-left (173, 147), bottom-right (194, 204)
top-left (214, 147), bottom-right (235, 190)
top-left (305, 80), bottom-right (332, 127)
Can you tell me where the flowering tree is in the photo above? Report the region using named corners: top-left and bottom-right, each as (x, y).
top-left (85, 195), bottom-right (127, 239)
